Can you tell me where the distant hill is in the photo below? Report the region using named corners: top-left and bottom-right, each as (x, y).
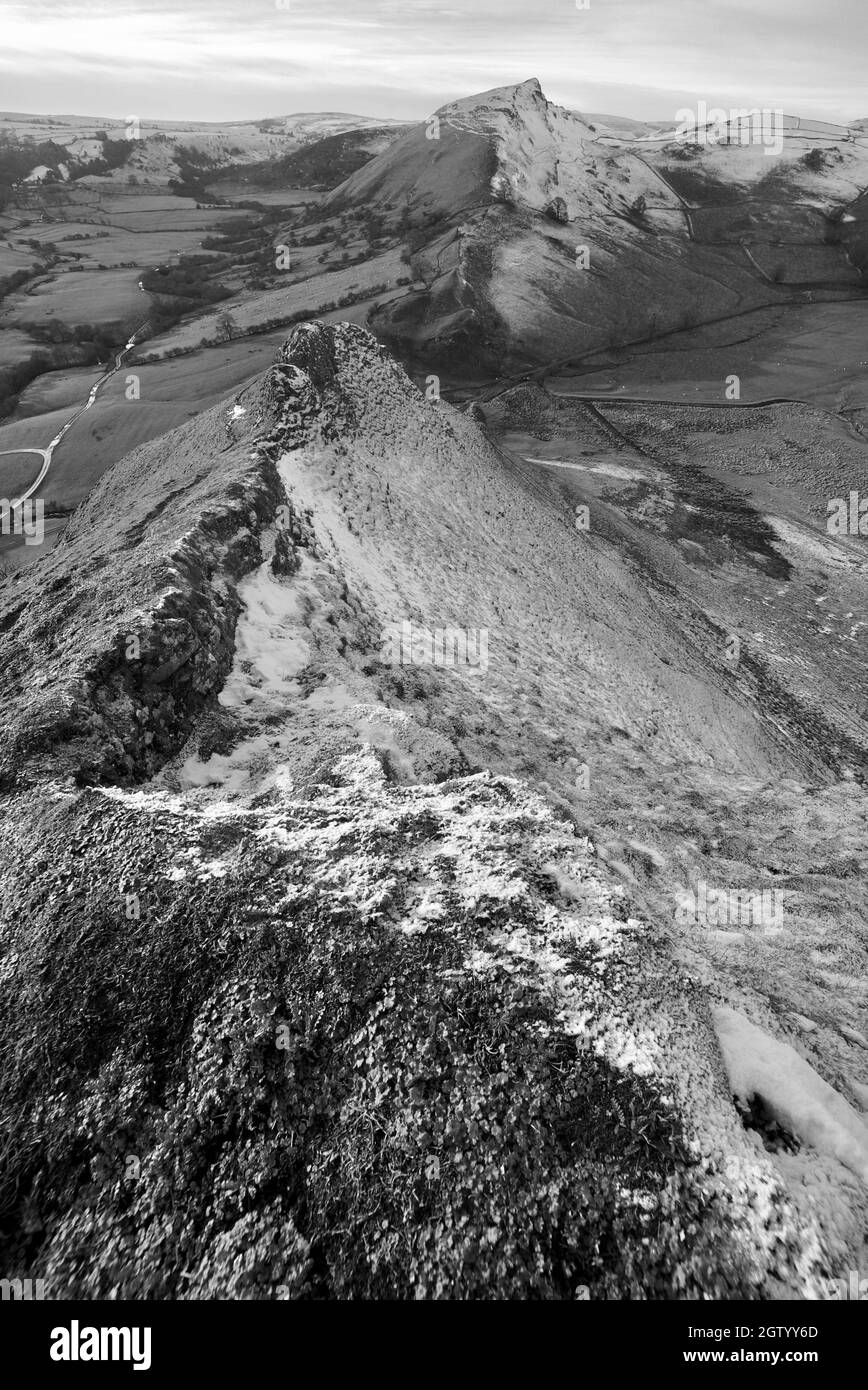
top-left (220, 125), bottom-right (411, 192)
top-left (0, 110), bottom-right (406, 189)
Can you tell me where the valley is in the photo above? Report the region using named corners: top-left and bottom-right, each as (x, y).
top-left (3, 81), bottom-right (868, 577)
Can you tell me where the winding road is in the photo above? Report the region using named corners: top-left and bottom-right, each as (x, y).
top-left (0, 321), bottom-right (148, 515)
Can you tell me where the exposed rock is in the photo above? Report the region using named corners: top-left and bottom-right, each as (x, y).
top-left (545, 195), bottom-right (569, 224)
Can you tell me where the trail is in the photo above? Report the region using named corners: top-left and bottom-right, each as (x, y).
top-left (549, 389), bottom-right (816, 410)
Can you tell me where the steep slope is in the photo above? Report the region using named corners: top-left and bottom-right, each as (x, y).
top-left (0, 324), bottom-right (865, 1298)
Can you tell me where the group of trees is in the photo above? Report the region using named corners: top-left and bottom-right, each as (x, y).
top-left (140, 255), bottom-right (233, 335)
top-left (20, 319), bottom-right (120, 357)
top-left (169, 145), bottom-right (223, 201)
top-left (0, 266), bottom-right (42, 303)
top-left (220, 128), bottom-right (388, 193)
top-left (0, 134), bottom-right (68, 189)
top-left (0, 350), bottom-right (52, 420)
top-left (73, 138), bottom-right (135, 179)
top-left (200, 216), bottom-right (259, 252)
top-left (0, 132), bottom-right (141, 206)
top-left (142, 256), bottom-right (231, 309)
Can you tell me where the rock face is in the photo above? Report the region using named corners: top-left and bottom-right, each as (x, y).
top-left (0, 323), bottom-right (865, 1299)
top-left (0, 379), bottom-right (283, 786)
top-left (545, 196), bottom-right (569, 223)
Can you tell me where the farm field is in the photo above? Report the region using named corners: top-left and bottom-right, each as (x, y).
top-left (0, 447), bottom-right (43, 497)
top-left (212, 188), bottom-right (322, 207)
top-left (0, 328), bottom-right (44, 371)
top-left (2, 191), bottom-right (243, 245)
top-left (138, 247), bottom-right (407, 356)
top-left (0, 245), bottom-right (36, 275)
top-left (3, 267), bottom-right (146, 327)
top-left (546, 300), bottom-right (868, 414)
top-left (11, 223), bottom-right (215, 268)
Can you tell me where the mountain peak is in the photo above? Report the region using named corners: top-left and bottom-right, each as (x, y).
top-left (438, 76), bottom-right (547, 118)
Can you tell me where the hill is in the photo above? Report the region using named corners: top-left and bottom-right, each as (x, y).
top-left (321, 79), bottom-right (868, 376)
top-left (0, 110), bottom-right (405, 191)
top-left (225, 125), bottom-right (409, 192)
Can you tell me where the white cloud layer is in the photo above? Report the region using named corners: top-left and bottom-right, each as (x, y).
top-left (0, 0), bottom-right (864, 123)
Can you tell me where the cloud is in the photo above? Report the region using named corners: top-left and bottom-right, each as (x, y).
top-left (1, 0), bottom-right (864, 122)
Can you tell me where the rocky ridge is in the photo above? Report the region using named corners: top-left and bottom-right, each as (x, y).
top-left (0, 323), bottom-right (865, 1297)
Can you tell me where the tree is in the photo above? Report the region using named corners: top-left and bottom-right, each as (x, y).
top-left (216, 312), bottom-right (239, 342)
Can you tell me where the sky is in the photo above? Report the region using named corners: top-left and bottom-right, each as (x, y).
top-left (1, 0), bottom-right (865, 126)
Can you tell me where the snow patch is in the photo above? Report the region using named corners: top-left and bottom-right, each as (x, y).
top-left (714, 1005), bottom-right (868, 1183)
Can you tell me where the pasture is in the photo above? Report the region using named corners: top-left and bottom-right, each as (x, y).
top-left (3, 267), bottom-right (146, 328)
